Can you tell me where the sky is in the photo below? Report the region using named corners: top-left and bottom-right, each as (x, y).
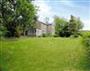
top-left (33, 0), bottom-right (90, 30)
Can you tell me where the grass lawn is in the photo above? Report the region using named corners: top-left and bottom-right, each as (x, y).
top-left (0, 37), bottom-right (90, 71)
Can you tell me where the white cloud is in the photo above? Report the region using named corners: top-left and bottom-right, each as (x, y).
top-left (33, 0), bottom-right (90, 30)
top-left (33, 0), bottom-right (53, 23)
top-left (82, 19), bottom-right (90, 30)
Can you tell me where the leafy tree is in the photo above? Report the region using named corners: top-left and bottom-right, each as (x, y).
top-left (54, 15), bottom-right (83, 37)
top-left (0, 0), bottom-right (18, 37)
top-left (54, 16), bottom-right (67, 36)
top-left (0, 24), bottom-right (6, 37)
top-left (16, 0), bottom-right (37, 36)
top-left (68, 15), bottom-right (83, 37)
top-left (0, 0), bottom-right (37, 37)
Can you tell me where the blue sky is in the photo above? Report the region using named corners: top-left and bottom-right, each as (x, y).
top-left (33, 0), bottom-right (90, 30)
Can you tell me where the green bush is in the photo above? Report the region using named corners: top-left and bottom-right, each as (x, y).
top-left (82, 31), bottom-right (90, 47)
top-left (0, 26), bottom-right (7, 37)
top-left (71, 32), bottom-right (81, 38)
top-left (5, 27), bottom-right (20, 38)
top-left (42, 33), bottom-right (52, 37)
top-left (42, 33), bottom-right (47, 37)
top-left (82, 35), bottom-right (90, 69)
top-left (83, 37), bottom-right (90, 47)
top-left (53, 34), bottom-right (59, 37)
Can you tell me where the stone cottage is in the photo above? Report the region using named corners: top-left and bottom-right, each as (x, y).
top-left (26, 21), bottom-right (54, 36)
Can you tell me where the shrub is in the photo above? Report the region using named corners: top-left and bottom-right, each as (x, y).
top-left (42, 33), bottom-right (52, 37)
top-left (53, 34), bottom-right (59, 37)
top-left (42, 33), bottom-right (47, 37)
top-left (82, 35), bottom-right (90, 69)
top-left (59, 31), bottom-right (71, 37)
top-left (0, 26), bottom-right (7, 37)
top-left (83, 36), bottom-right (90, 47)
top-left (82, 31), bottom-right (90, 47)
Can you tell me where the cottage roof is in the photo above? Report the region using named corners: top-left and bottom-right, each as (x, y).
top-left (37, 21), bottom-right (52, 26)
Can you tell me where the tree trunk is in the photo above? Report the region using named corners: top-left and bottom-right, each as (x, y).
top-left (5, 23), bottom-right (20, 37)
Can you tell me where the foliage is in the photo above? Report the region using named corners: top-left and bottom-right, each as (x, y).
top-left (42, 33), bottom-right (52, 37)
top-left (84, 37), bottom-right (90, 47)
top-left (54, 16), bottom-right (68, 37)
top-left (42, 33), bottom-right (47, 37)
top-left (16, 0), bottom-right (37, 36)
top-left (0, 25), bottom-right (7, 37)
top-left (0, 0), bottom-right (37, 37)
top-left (82, 33), bottom-right (90, 70)
top-left (54, 15), bottom-right (83, 37)
top-left (68, 15), bottom-right (83, 35)
top-left (83, 34), bottom-right (90, 47)
top-left (81, 31), bottom-right (90, 38)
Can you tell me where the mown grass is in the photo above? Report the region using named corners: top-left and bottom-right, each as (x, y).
top-left (0, 37), bottom-right (90, 71)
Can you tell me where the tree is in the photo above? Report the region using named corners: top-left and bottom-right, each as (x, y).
top-left (54, 16), bottom-right (67, 36)
top-left (16, 0), bottom-right (37, 36)
top-left (68, 15), bottom-right (83, 37)
top-left (54, 15), bottom-right (83, 37)
top-left (0, 0), bottom-right (37, 37)
top-left (0, 0), bottom-right (18, 37)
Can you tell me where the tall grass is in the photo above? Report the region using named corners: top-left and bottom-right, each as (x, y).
top-left (82, 33), bottom-right (90, 70)
top-left (0, 37), bottom-right (89, 71)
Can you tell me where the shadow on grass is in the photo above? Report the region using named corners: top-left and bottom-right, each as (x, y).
top-left (82, 37), bottom-right (90, 70)
top-left (0, 49), bottom-right (12, 71)
top-left (83, 47), bottom-right (90, 70)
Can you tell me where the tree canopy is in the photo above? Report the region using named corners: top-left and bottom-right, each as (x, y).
top-left (54, 15), bottom-right (83, 37)
top-left (0, 0), bottom-right (37, 37)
